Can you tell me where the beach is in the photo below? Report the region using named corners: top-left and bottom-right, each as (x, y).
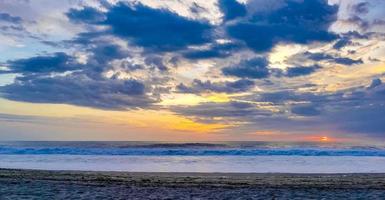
top-left (1, 169), bottom-right (385, 199)
top-left (1, 142), bottom-right (385, 199)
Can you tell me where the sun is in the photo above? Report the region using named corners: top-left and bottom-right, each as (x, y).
top-left (320, 136), bottom-right (329, 142)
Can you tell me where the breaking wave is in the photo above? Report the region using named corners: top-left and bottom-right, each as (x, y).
top-left (0, 142), bottom-right (384, 156)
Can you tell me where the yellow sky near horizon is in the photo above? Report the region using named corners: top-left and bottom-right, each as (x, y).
top-left (0, 97), bottom-right (369, 143)
top-left (0, 98), bottom-right (230, 135)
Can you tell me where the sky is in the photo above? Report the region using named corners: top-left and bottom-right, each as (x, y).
top-left (0, 0), bottom-right (384, 142)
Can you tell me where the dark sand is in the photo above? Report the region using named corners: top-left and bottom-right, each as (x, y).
top-left (0, 169), bottom-right (385, 199)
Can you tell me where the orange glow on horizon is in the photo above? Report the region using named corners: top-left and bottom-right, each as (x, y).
top-left (320, 136), bottom-right (329, 142)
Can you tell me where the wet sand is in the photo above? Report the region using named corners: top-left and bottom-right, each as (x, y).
top-left (0, 169), bottom-right (384, 199)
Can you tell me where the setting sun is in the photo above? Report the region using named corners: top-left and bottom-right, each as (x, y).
top-left (320, 136), bottom-right (329, 142)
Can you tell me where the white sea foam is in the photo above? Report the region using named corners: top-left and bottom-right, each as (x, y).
top-left (1, 155), bottom-right (385, 173)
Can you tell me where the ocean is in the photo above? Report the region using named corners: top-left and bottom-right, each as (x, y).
top-left (1, 141), bottom-right (385, 173)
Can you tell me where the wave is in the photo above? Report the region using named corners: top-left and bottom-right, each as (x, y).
top-left (1, 146), bottom-right (385, 156)
top-left (1, 141), bottom-right (384, 156)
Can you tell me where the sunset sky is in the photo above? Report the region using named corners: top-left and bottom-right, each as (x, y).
top-left (0, 0), bottom-right (384, 142)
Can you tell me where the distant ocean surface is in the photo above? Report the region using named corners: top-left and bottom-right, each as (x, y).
top-left (1, 141), bottom-right (385, 173)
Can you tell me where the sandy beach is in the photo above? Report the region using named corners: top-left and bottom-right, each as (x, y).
top-left (0, 169), bottom-right (384, 199)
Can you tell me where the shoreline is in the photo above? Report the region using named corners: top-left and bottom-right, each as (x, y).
top-left (2, 168), bottom-right (385, 188)
top-left (1, 169), bottom-right (385, 199)
top-left (2, 154), bottom-right (385, 173)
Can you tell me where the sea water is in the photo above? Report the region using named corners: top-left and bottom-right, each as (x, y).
top-left (0, 141), bottom-right (384, 173)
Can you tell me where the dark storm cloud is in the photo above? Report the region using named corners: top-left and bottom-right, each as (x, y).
top-left (218, 0), bottom-right (246, 21)
top-left (90, 43), bottom-right (129, 64)
top-left (0, 12), bottom-right (22, 23)
top-left (72, 38), bottom-right (134, 67)
top-left (333, 57), bottom-right (363, 65)
top-left (294, 51), bottom-right (363, 65)
top-left (104, 3), bottom-right (212, 51)
top-left (0, 73), bottom-right (156, 110)
top-left (0, 12), bottom-right (29, 38)
top-left (68, 31), bottom-right (104, 46)
top-left (333, 31), bottom-right (371, 50)
top-left (0, 37), bottom-right (160, 110)
top-left (172, 101), bottom-right (272, 121)
top-left (342, 31), bottom-right (370, 39)
top-left (221, 57), bottom-right (321, 80)
top-left (177, 79), bottom-right (254, 94)
top-left (3, 52), bottom-right (82, 74)
top-left (291, 104), bottom-right (321, 116)
top-left (1, 42), bottom-right (130, 75)
top-left (0, 4), bottom-right (183, 110)
top-left (63, 0), bottom-right (343, 63)
top-left (226, 0), bottom-right (338, 52)
top-left (65, 0), bottom-right (340, 58)
top-left (222, 57), bottom-right (270, 79)
top-left (144, 56), bottom-right (168, 71)
top-left (182, 42), bottom-right (241, 60)
top-left (67, 7), bottom-right (106, 24)
top-left (285, 65), bottom-right (321, 77)
top-left (258, 90), bottom-right (328, 104)
top-left (333, 38), bottom-right (353, 50)
top-left (67, 3), bottom-right (213, 51)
